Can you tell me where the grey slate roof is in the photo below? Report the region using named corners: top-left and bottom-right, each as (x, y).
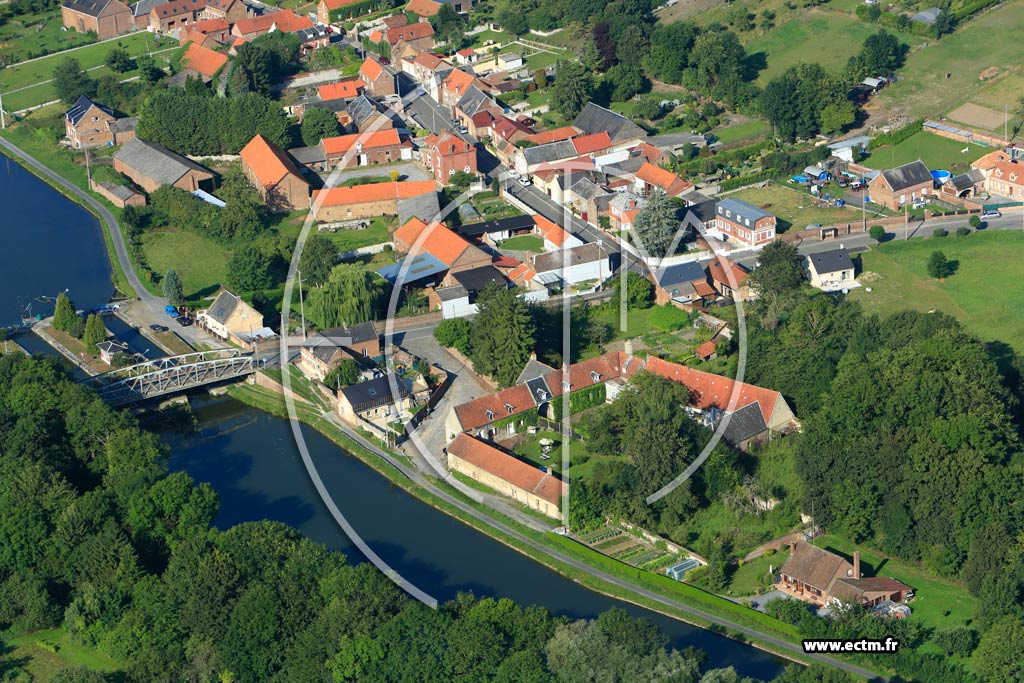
top-left (573, 102), bottom-right (647, 143)
top-left (455, 85), bottom-right (493, 117)
top-left (808, 248), bottom-right (855, 275)
top-left (96, 339), bottom-right (129, 354)
top-left (656, 261), bottom-right (706, 289)
top-left (113, 138), bottom-right (211, 187)
top-left (319, 321), bottom-right (379, 347)
top-left (205, 289), bottom-right (240, 324)
top-left (948, 173), bottom-right (975, 192)
top-left (62, 0), bottom-right (116, 17)
top-left (289, 145), bottom-right (327, 165)
top-left (516, 357), bottom-right (556, 385)
top-left (96, 181), bottom-right (140, 201)
top-left (716, 198), bottom-right (773, 224)
top-left (525, 375), bottom-right (553, 403)
top-left (523, 139), bottom-right (578, 166)
top-left (457, 214), bottom-right (535, 238)
top-left (346, 94), bottom-right (378, 125)
top-left (397, 191), bottom-right (441, 226)
top-left (879, 160), bottom-right (932, 192)
top-left (436, 284), bottom-right (469, 302)
top-left (108, 116), bottom-right (137, 134)
top-left (452, 265), bottom-right (509, 293)
top-left (718, 402), bottom-right (768, 446)
top-left (131, 0), bottom-right (163, 17)
top-left (66, 96), bottom-right (114, 125)
top-left (533, 243), bottom-right (606, 273)
top-left (341, 373), bottom-right (410, 412)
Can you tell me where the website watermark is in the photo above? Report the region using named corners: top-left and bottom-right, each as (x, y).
top-left (802, 638), bottom-right (901, 654)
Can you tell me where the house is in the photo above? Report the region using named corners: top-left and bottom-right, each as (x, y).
top-left (61, 0), bottom-right (133, 40)
top-left (706, 257), bottom-right (753, 301)
top-left (713, 198), bottom-right (776, 247)
top-left (941, 169), bottom-right (985, 199)
top-left (406, 0), bottom-right (442, 15)
top-left (180, 41), bottom-right (229, 81)
top-left (402, 51), bottom-right (452, 89)
top-left (530, 243), bottom-right (611, 290)
top-left (654, 261), bottom-right (715, 307)
top-left (867, 160), bottom-right (933, 210)
top-left (381, 14), bottom-right (408, 30)
top-left (778, 542), bottom-right (912, 609)
top-left (454, 47), bottom-right (478, 65)
top-left (456, 214), bottom-right (535, 245)
top-left (440, 68), bottom-right (478, 108)
top-left (231, 9), bottom-right (311, 41)
top-left (393, 216), bottom-right (491, 273)
top-left (96, 339), bottom-right (130, 365)
top-left (113, 138), bottom-right (215, 193)
top-left (321, 129), bottom-right (411, 168)
top-left (239, 134), bottom-right (310, 212)
top-left (149, 0), bottom-right (203, 32)
top-left (447, 433), bottom-right (567, 519)
top-left (294, 25), bottom-right (331, 56)
top-left (310, 181), bottom-right (438, 223)
top-left (807, 248), bottom-right (856, 292)
top-left (317, 79), bottom-right (366, 105)
top-left (419, 130), bottom-right (478, 185)
top-left (533, 214), bottom-right (583, 251)
top-left (347, 93), bottom-right (401, 132)
top-left (299, 322), bottom-right (380, 380)
top-left (196, 288), bottom-right (265, 344)
top-left (608, 191), bottom-right (645, 233)
top-left (694, 340), bottom-right (716, 362)
top-left (497, 52), bottom-right (523, 71)
top-left (973, 152), bottom-right (1024, 200)
top-left (453, 85), bottom-right (501, 132)
top-left (337, 373), bottom-right (413, 427)
top-left (179, 17), bottom-right (231, 47)
top-left (385, 21), bottom-right (434, 51)
top-left (634, 162), bottom-right (694, 198)
top-left (64, 96), bottom-right (118, 149)
top-left (359, 57), bottom-right (396, 96)
top-left (573, 102), bottom-right (647, 145)
top-left (201, 0), bottom-right (248, 22)
top-left (130, 0), bottom-right (160, 28)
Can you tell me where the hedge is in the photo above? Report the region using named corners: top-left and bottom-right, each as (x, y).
top-left (329, 0), bottom-right (400, 21)
top-left (872, 119), bottom-right (924, 147)
top-left (953, 0), bottom-right (1002, 20)
top-left (719, 169), bottom-right (779, 192)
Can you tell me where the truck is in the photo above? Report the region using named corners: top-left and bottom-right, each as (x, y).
top-left (164, 304), bottom-right (180, 318)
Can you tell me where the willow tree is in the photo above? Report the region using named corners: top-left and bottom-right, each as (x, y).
top-left (309, 264), bottom-right (383, 329)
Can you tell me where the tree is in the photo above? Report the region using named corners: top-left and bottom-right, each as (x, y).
top-left (301, 107), bottom-right (342, 146)
top-left (969, 215), bottom-right (981, 228)
top-left (227, 244), bottom-right (275, 291)
top-left (52, 291), bottom-right (79, 334)
top-left (632, 190), bottom-right (681, 258)
top-left (927, 250), bottom-right (951, 279)
top-left (323, 359), bottom-right (362, 390)
top-left (431, 2), bottom-right (466, 49)
top-left (53, 58), bottom-right (96, 105)
top-left (163, 269), bottom-right (183, 304)
top-left (747, 240), bottom-right (806, 327)
top-left (868, 225), bottom-right (885, 241)
top-left (632, 98), bottom-right (663, 120)
top-left (550, 61), bottom-right (594, 120)
top-left (309, 264), bottom-right (383, 328)
top-left (846, 31), bottom-right (908, 82)
top-left (434, 318), bottom-right (472, 354)
top-left (82, 314), bottom-right (107, 354)
top-left (604, 63), bottom-right (645, 102)
top-left (104, 47), bottom-right (134, 73)
top-left (469, 284), bottom-right (535, 387)
top-left (51, 667), bottom-right (110, 683)
top-left (615, 271), bottom-right (654, 309)
top-left (298, 234), bottom-right (339, 288)
top-left (135, 54), bottom-right (164, 86)
top-left (976, 617), bottom-right (1024, 683)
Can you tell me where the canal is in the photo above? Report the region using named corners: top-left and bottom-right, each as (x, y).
top-left (1, 150), bottom-right (786, 679)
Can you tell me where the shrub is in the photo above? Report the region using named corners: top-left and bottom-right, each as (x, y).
top-left (933, 627), bottom-right (979, 657)
top-left (649, 305), bottom-right (690, 331)
top-left (969, 215), bottom-right (981, 228)
top-left (932, 228), bottom-right (948, 238)
top-left (433, 318), bottom-right (472, 355)
top-left (869, 225), bottom-right (885, 241)
top-left (955, 227), bottom-right (971, 237)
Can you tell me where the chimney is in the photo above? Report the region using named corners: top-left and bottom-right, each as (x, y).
top-left (529, 350), bottom-right (537, 361)
top-left (624, 339), bottom-right (634, 360)
top-left (853, 551), bottom-right (861, 580)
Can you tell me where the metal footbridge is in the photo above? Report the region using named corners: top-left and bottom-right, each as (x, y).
top-left (82, 349), bottom-right (263, 406)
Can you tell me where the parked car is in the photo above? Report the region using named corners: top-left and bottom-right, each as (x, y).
top-left (164, 304), bottom-right (180, 318)
top-left (175, 317), bottom-right (193, 327)
top-left (981, 210), bottom-right (1002, 220)
top-left (507, 169), bottom-right (521, 179)
top-left (850, 181), bottom-right (864, 191)
top-left (458, 125), bottom-right (469, 134)
top-left (149, 323), bottom-right (168, 332)
top-left (518, 176), bottom-right (532, 186)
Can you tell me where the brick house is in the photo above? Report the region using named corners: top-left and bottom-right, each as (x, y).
top-left (393, 216), bottom-right (491, 273)
top-left (201, 0), bottom-right (248, 22)
top-left (309, 181), bottom-right (437, 222)
top-left (419, 131), bottom-right (477, 185)
top-left (113, 138), bottom-right (215, 193)
top-left (299, 322), bottom-right (380, 380)
top-left (231, 9), bottom-right (311, 41)
top-left (653, 261), bottom-right (715, 307)
top-left (196, 288), bottom-right (265, 343)
top-left (64, 96), bottom-right (118, 149)
top-left (179, 17), bottom-right (231, 46)
top-left (61, 0), bottom-right (133, 40)
top-left (149, 0), bottom-right (201, 32)
top-left (713, 198), bottom-right (776, 247)
top-left (385, 20), bottom-right (434, 52)
top-left (778, 542), bottom-right (912, 609)
top-left (321, 129), bottom-right (411, 168)
top-left (179, 41), bottom-right (229, 81)
top-left (706, 257), bottom-right (753, 301)
top-left (867, 160), bottom-right (933, 210)
top-left (980, 157), bottom-right (1024, 200)
top-left (239, 134), bottom-right (310, 212)
top-left (359, 57), bottom-right (396, 96)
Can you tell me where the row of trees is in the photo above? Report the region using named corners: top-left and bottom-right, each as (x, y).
top-left (0, 353), bottom-right (830, 683)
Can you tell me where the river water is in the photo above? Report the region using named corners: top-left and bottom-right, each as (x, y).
top-left (0, 151), bottom-right (786, 679)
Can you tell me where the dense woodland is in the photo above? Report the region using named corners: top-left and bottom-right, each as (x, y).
top-left (0, 352), bottom-right (850, 683)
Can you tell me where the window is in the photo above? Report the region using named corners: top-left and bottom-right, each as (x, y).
top-left (505, 403), bottom-right (514, 414)
top-left (590, 371), bottom-right (601, 382)
top-left (485, 409), bottom-right (495, 420)
top-left (449, 168), bottom-right (455, 175)
top-left (561, 381), bottom-right (570, 390)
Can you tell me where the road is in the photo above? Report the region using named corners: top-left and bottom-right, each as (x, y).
top-left (0, 137), bottom-right (223, 351)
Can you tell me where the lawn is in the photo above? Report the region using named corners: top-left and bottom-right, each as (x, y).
top-left (861, 130), bottom-right (989, 174)
top-left (724, 184), bottom-right (862, 232)
top-left (729, 554), bottom-right (776, 596)
top-left (499, 235), bottom-right (544, 252)
top-left (744, 10), bottom-right (921, 84)
top-left (813, 535), bottom-right (977, 635)
top-left (467, 29), bottom-right (514, 50)
top-left (321, 216), bottom-right (393, 252)
top-left (0, 9), bottom-right (96, 64)
top-left (713, 119), bottom-right (770, 145)
top-left (848, 230), bottom-right (1024, 353)
top-left (874, 1), bottom-right (1024, 118)
top-left (4, 627), bottom-right (121, 682)
top-left (140, 227), bottom-right (231, 301)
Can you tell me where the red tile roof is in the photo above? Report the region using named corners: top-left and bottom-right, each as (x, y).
top-left (707, 257), bottom-right (749, 289)
top-left (321, 129), bottom-right (402, 155)
top-left (181, 17), bottom-right (229, 42)
top-left (359, 57), bottom-right (385, 81)
top-left (643, 356), bottom-right (781, 424)
top-left (528, 125), bottom-right (579, 145)
top-left (425, 130), bottom-right (472, 155)
top-left (386, 21), bottom-right (434, 44)
top-left (393, 216), bottom-right (474, 266)
top-left (240, 134), bottom-right (305, 189)
top-left (533, 214), bottom-right (573, 247)
top-left (312, 181), bottom-right (436, 206)
top-left (454, 383), bottom-right (537, 431)
top-left (406, 0), bottom-right (442, 16)
top-left (317, 79), bottom-right (365, 101)
top-left (233, 9), bottom-right (311, 37)
top-left (447, 434), bottom-right (567, 507)
top-left (572, 131), bottom-right (612, 155)
top-left (413, 51), bottom-right (449, 71)
top-left (636, 162), bottom-right (694, 196)
top-left (181, 42), bottom-right (228, 79)
top-left (443, 68), bottom-right (476, 94)
top-left (695, 341), bottom-right (716, 360)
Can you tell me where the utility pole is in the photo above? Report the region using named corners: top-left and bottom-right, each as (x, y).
top-left (85, 146), bottom-right (92, 187)
top-left (296, 269), bottom-right (307, 341)
top-left (1, 89), bottom-right (6, 130)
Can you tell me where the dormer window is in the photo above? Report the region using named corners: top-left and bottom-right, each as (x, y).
top-left (505, 403), bottom-right (514, 414)
top-left (590, 371), bottom-right (601, 382)
top-left (538, 389), bottom-right (549, 400)
top-left (485, 409), bottom-right (495, 420)
top-left (561, 381), bottom-right (570, 390)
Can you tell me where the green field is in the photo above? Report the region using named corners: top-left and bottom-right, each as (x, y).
top-left (500, 235), bottom-right (545, 252)
top-left (745, 10), bottom-right (921, 84)
top-left (3, 628), bottom-right (121, 682)
top-left (862, 130), bottom-right (990, 174)
top-left (713, 119), bottom-right (770, 144)
top-left (0, 10), bottom-right (96, 63)
top-left (849, 230), bottom-right (1024, 352)
top-left (725, 184), bottom-right (863, 232)
top-left (875, 1), bottom-right (1024, 118)
top-left (141, 227), bottom-right (231, 301)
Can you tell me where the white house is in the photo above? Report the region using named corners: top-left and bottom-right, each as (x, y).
top-left (531, 243), bottom-right (610, 290)
top-left (498, 52), bottom-right (523, 70)
top-left (807, 248), bottom-right (857, 292)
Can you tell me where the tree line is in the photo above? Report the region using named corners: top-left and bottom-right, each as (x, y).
top-left (0, 353), bottom-right (837, 683)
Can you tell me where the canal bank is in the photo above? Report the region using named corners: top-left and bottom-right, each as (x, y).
top-left (0, 144), bottom-right (885, 681)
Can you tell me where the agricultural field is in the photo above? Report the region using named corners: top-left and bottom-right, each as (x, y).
top-left (849, 230), bottom-right (1024, 353)
top-left (861, 130), bottom-right (989, 173)
top-left (724, 184), bottom-right (862, 232)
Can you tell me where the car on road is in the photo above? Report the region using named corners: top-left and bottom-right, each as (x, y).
top-left (149, 323), bottom-right (168, 332)
top-left (518, 176), bottom-right (532, 186)
top-left (175, 317), bottom-right (193, 327)
top-left (981, 210), bottom-right (1002, 220)
top-left (507, 169), bottom-right (521, 179)
top-left (458, 125), bottom-right (469, 134)
top-left (164, 304), bottom-right (180, 318)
